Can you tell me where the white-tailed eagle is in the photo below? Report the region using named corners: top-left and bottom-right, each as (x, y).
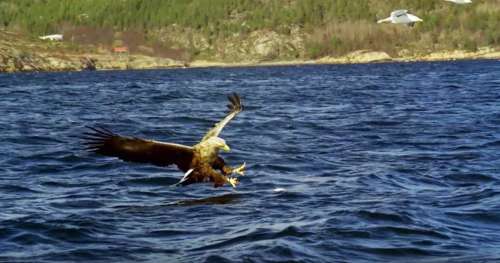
top-left (83, 93), bottom-right (245, 188)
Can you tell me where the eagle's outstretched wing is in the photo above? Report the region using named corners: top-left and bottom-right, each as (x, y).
top-left (201, 93), bottom-right (243, 141)
top-left (83, 127), bottom-right (193, 171)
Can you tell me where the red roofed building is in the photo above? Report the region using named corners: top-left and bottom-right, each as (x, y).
top-left (113, 46), bottom-right (129, 53)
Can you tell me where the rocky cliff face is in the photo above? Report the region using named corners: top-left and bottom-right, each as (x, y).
top-left (0, 51), bottom-right (185, 73)
top-left (218, 29), bottom-right (305, 61)
top-left (155, 26), bottom-right (305, 62)
top-left (0, 49), bottom-right (81, 72)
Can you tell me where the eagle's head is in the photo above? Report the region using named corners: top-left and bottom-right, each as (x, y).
top-left (204, 136), bottom-right (230, 152)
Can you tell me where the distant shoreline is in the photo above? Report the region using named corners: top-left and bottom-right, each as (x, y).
top-left (1, 48), bottom-right (499, 73)
top-left (189, 56), bottom-right (499, 70)
top-left (189, 48), bottom-right (500, 68)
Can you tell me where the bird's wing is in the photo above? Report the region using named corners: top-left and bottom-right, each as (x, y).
top-left (391, 9), bottom-right (408, 17)
top-left (407, 14), bottom-right (423, 22)
top-left (83, 127), bottom-right (193, 171)
top-left (201, 93), bottom-right (243, 141)
top-left (377, 17), bottom-right (392, 23)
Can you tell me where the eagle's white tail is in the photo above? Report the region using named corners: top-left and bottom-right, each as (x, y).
top-left (173, 169), bottom-right (194, 186)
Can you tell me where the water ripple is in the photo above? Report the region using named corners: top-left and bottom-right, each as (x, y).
top-left (1, 60), bottom-right (500, 262)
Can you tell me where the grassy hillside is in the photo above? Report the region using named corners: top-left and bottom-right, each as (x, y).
top-left (1, 0), bottom-right (499, 60)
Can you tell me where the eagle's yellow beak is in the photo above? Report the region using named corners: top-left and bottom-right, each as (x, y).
top-left (222, 144), bottom-right (231, 152)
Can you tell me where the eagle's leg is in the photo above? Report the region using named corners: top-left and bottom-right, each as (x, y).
top-left (206, 164), bottom-right (239, 188)
top-left (220, 163), bottom-right (245, 176)
top-left (214, 157), bottom-right (245, 176)
top-left (213, 172), bottom-right (238, 188)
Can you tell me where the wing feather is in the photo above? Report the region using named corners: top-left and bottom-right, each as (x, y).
top-left (83, 127), bottom-right (193, 171)
top-left (392, 9), bottom-right (408, 17)
top-left (201, 93), bottom-right (243, 141)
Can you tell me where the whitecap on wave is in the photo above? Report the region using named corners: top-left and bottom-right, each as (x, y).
top-left (273, 187), bottom-right (286, 192)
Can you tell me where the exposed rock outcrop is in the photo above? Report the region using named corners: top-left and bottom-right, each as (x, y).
top-left (405, 47), bottom-right (500, 62)
top-left (80, 57), bottom-right (97, 71)
top-left (0, 40), bottom-right (85, 72)
top-left (215, 29), bottom-right (304, 62)
top-left (0, 51), bottom-right (184, 72)
top-left (318, 50), bottom-right (392, 64)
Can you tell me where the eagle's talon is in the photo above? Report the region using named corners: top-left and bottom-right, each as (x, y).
top-left (226, 177), bottom-right (239, 188)
top-left (233, 162), bottom-right (246, 176)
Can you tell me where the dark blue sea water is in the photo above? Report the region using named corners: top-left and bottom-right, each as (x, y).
top-left (1, 60), bottom-right (500, 262)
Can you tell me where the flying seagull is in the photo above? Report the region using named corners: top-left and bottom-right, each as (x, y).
top-left (444, 0), bottom-right (472, 4)
top-left (83, 93), bottom-right (246, 188)
top-left (377, 10), bottom-right (423, 26)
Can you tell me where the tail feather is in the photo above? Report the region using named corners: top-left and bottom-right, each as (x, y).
top-left (173, 169), bottom-right (194, 187)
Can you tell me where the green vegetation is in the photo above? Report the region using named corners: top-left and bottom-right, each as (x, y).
top-left (1, 0), bottom-right (499, 59)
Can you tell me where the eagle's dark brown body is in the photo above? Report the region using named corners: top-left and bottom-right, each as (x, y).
top-left (83, 93), bottom-right (244, 187)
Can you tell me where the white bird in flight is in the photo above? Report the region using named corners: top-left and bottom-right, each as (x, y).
top-left (444, 0), bottom-right (472, 4)
top-left (377, 10), bottom-right (423, 26)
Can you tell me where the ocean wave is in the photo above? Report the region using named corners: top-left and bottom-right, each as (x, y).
top-left (1, 61), bottom-right (500, 262)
